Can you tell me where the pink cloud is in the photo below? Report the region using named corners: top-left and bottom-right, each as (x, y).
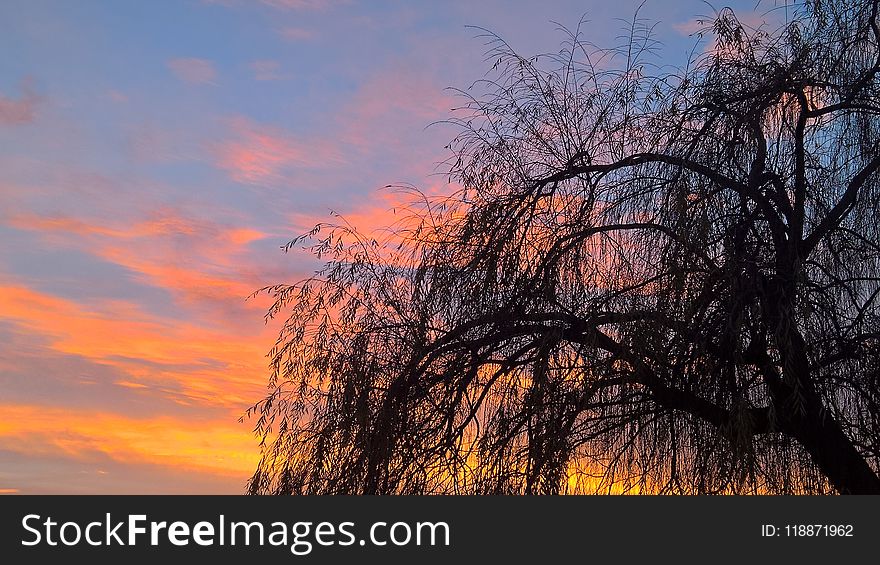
top-left (339, 65), bottom-right (455, 158)
top-left (167, 58), bottom-right (217, 85)
top-left (674, 11), bottom-right (775, 40)
top-left (0, 80), bottom-right (39, 126)
top-left (214, 116), bottom-right (344, 186)
top-left (673, 19), bottom-right (709, 36)
top-left (4, 204), bottom-right (293, 335)
top-left (250, 60), bottom-right (283, 81)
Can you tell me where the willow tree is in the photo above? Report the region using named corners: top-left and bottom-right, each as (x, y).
top-left (248, 1), bottom-right (880, 494)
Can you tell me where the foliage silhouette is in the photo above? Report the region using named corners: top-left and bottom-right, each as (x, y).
top-left (248, 0), bottom-right (880, 494)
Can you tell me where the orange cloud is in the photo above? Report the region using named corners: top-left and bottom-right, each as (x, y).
top-left (3, 197), bottom-right (292, 413)
top-left (0, 404), bottom-right (258, 481)
top-left (287, 181), bottom-right (461, 269)
top-left (0, 208), bottom-right (284, 492)
top-left (0, 283), bottom-right (271, 405)
top-left (0, 79), bottom-right (39, 126)
top-left (168, 58), bottom-right (218, 85)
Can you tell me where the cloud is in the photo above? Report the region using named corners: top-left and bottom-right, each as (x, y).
top-left (0, 448), bottom-right (244, 494)
top-left (0, 281), bottom-right (272, 409)
top-left (2, 203), bottom-right (312, 492)
top-left (0, 321), bottom-right (203, 417)
top-left (674, 11), bottom-right (777, 51)
top-left (0, 80), bottom-right (39, 126)
top-left (6, 206), bottom-right (280, 321)
top-left (673, 19), bottom-right (709, 37)
top-left (250, 60), bottom-right (283, 81)
top-left (210, 67), bottom-right (453, 192)
top-left (167, 58), bottom-right (218, 85)
top-left (0, 404), bottom-right (258, 492)
top-left (214, 116), bottom-right (344, 186)
top-left (336, 64), bottom-right (455, 179)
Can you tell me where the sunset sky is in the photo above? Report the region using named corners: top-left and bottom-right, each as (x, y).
top-left (1, 0), bottom-right (760, 494)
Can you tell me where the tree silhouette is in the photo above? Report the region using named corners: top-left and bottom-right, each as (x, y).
top-left (248, 1), bottom-right (880, 494)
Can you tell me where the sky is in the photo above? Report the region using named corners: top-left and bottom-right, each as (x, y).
top-left (0, 0), bottom-right (763, 494)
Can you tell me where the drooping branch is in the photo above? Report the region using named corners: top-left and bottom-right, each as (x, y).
top-left (250, 1), bottom-right (880, 495)
top-left (531, 152), bottom-right (790, 244)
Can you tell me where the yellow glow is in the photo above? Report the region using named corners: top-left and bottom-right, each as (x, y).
top-left (0, 404), bottom-right (258, 478)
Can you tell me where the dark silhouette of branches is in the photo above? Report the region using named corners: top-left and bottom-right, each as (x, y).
top-left (248, 0), bottom-right (880, 494)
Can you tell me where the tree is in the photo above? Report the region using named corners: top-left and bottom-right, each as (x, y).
top-left (247, 0), bottom-right (880, 494)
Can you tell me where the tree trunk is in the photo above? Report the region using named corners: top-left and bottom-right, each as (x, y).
top-left (788, 405), bottom-right (880, 494)
top-left (764, 271), bottom-right (880, 494)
